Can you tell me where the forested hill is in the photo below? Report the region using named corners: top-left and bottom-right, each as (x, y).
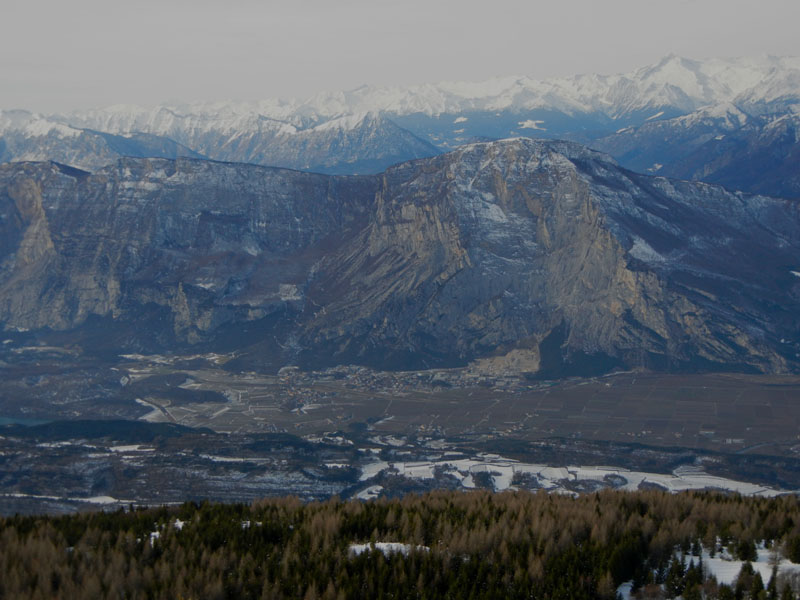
top-left (4, 490), bottom-right (800, 599)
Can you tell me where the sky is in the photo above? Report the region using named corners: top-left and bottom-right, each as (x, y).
top-left (2, 0), bottom-right (799, 113)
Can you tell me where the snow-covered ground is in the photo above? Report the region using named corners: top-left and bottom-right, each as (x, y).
top-left (356, 454), bottom-right (792, 498)
top-left (134, 398), bottom-right (167, 423)
top-left (356, 486), bottom-right (384, 501)
top-left (703, 546), bottom-right (800, 586)
top-left (1, 492), bottom-right (131, 505)
top-left (368, 435), bottom-right (407, 447)
top-left (197, 454), bottom-right (252, 463)
top-left (617, 581), bottom-right (633, 599)
top-left (359, 461), bottom-right (390, 481)
top-left (349, 542), bottom-right (429, 557)
top-left (109, 444), bottom-right (155, 453)
top-left (616, 545), bottom-right (800, 598)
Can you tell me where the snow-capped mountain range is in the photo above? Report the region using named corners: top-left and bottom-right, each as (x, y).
top-left (58, 54), bottom-right (800, 127)
top-left (1, 54), bottom-right (799, 191)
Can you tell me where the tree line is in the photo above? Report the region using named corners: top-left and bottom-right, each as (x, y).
top-left (4, 489), bottom-right (800, 599)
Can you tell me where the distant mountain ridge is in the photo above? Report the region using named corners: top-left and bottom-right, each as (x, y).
top-left (59, 54), bottom-right (800, 127)
top-left (2, 54), bottom-right (799, 192)
top-left (593, 103), bottom-right (800, 199)
top-left (0, 110), bottom-right (204, 170)
top-left (0, 109), bottom-right (437, 175)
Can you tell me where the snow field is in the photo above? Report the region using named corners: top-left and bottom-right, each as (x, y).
top-left (357, 454), bottom-right (790, 498)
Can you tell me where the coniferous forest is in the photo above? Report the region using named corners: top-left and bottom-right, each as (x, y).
top-left (4, 490), bottom-right (800, 599)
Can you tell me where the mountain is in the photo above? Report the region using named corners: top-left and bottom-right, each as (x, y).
top-left (593, 103), bottom-right (752, 172)
top-left (3, 55), bottom-right (798, 187)
top-left (64, 55), bottom-right (800, 125)
top-left (57, 55), bottom-right (800, 146)
top-left (593, 105), bottom-right (800, 199)
top-left (53, 108), bottom-right (439, 174)
top-left (0, 110), bottom-right (204, 171)
top-left (2, 139), bottom-right (799, 376)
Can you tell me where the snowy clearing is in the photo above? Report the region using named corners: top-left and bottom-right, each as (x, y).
top-left (349, 542), bottom-right (429, 557)
top-left (356, 485), bottom-right (384, 500)
top-left (358, 454), bottom-right (790, 497)
top-left (110, 445), bottom-right (155, 453)
top-left (702, 546), bottom-right (800, 585)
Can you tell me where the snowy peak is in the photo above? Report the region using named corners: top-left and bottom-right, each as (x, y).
top-left (633, 55), bottom-right (711, 101)
top-left (633, 55), bottom-right (732, 102)
top-left (0, 110), bottom-right (83, 139)
top-left (298, 53), bottom-right (800, 119)
top-left (4, 53), bottom-right (800, 180)
top-left (735, 67), bottom-right (800, 114)
top-left (52, 54), bottom-right (800, 135)
top-left (310, 111), bottom-right (379, 132)
top-left (674, 102), bottom-right (749, 130)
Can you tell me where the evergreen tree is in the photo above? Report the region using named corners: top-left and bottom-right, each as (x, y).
top-left (737, 538), bottom-right (759, 562)
top-left (751, 571), bottom-right (766, 599)
top-left (787, 536), bottom-right (800, 564)
top-left (767, 565), bottom-right (779, 600)
top-left (781, 582), bottom-right (795, 600)
top-left (717, 584), bottom-right (736, 600)
top-left (664, 554), bottom-right (685, 598)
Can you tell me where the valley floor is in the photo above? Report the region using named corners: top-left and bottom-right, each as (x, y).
top-left (2, 346), bottom-right (800, 513)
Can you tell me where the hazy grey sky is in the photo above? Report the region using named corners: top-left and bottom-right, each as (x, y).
top-left (2, 0), bottom-right (799, 112)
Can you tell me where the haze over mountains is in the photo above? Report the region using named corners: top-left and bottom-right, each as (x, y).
top-left (1, 54), bottom-right (799, 195)
top-left (59, 54), bottom-right (800, 132)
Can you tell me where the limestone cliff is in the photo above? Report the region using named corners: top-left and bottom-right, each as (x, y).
top-left (1, 140), bottom-right (798, 375)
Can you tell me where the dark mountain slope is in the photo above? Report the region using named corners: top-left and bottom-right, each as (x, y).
top-left (594, 108), bottom-right (800, 199)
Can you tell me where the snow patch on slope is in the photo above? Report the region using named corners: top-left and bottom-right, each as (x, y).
top-left (311, 112), bottom-right (373, 132)
top-left (629, 237), bottom-right (667, 264)
top-left (518, 119), bottom-right (546, 130)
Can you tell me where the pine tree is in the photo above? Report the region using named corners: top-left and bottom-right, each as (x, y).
top-left (767, 565), bottom-right (779, 600)
top-left (718, 584), bottom-right (735, 600)
top-left (596, 571), bottom-right (616, 600)
top-left (780, 582), bottom-right (795, 600)
top-left (752, 571), bottom-right (766, 599)
top-left (737, 538), bottom-right (758, 562)
top-left (664, 554), bottom-right (685, 598)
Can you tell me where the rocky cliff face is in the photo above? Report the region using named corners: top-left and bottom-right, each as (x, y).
top-left (301, 140), bottom-right (800, 373)
top-left (1, 140), bottom-right (798, 375)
